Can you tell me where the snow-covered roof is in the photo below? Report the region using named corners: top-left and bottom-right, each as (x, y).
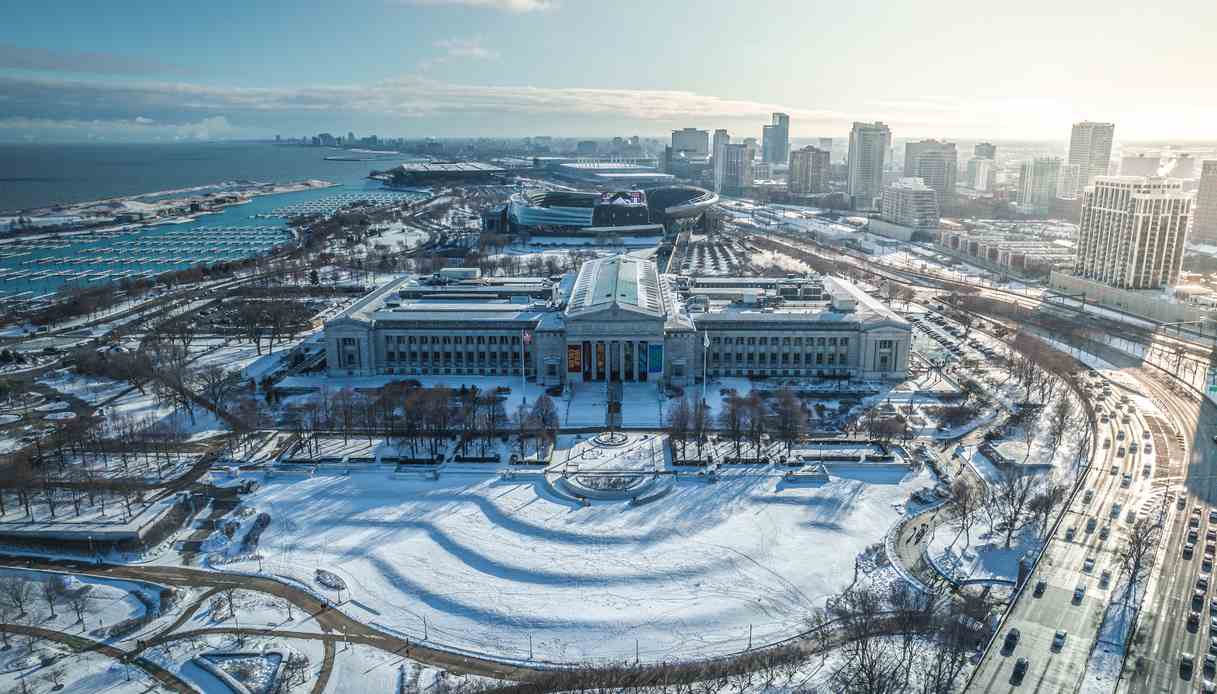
top-left (565, 255), bottom-right (666, 319)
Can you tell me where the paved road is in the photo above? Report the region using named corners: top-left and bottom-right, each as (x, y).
top-left (1121, 370), bottom-right (1217, 693)
top-left (967, 367), bottom-right (1167, 693)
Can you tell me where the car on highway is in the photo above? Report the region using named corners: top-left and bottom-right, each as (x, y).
top-left (1003, 628), bottom-right (1021, 654)
top-left (1207, 653), bottom-right (1217, 679)
top-left (1100, 570), bottom-right (1112, 587)
top-left (1208, 544), bottom-right (1216, 559)
top-left (1052, 630), bottom-right (1067, 651)
top-left (1065, 526), bottom-right (1076, 541)
top-left (1204, 556), bottom-right (1213, 572)
top-left (1087, 517), bottom-right (1098, 533)
top-left (1073, 584), bottom-right (1086, 604)
top-left (1187, 542), bottom-right (1198, 559)
top-left (1122, 473), bottom-right (1132, 487)
top-left (1099, 526), bottom-right (1110, 541)
top-left (1111, 503), bottom-right (1122, 519)
top-left (1083, 489), bottom-right (1094, 504)
top-left (1110, 464), bottom-right (1119, 474)
top-left (1207, 529), bottom-right (1216, 542)
top-left (1191, 529), bottom-right (1201, 543)
top-left (1117, 430), bottom-right (1126, 440)
top-left (1012, 657), bottom-right (1029, 684)
top-left (1184, 653), bottom-right (1197, 678)
top-left (1034, 579), bottom-right (1047, 597)
top-left (1083, 557), bottom-right (1096, 573)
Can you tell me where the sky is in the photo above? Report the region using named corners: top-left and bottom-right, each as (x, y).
top-left (1, 0), bottom-right (1214, 144)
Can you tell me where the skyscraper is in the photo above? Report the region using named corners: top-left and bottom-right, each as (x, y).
top-left (718, 143), bottom-right (754, 195)
top-left (1074, 176), bottom-right (1192, 289)
top-left (881, 178), bottom-right (940, 230)
top-left (671, 128), bottom-right (709, 156)
top-left (1065, 121), bottom-right (1115, 197)
top-left (973, 142), bottom-right (996, 160)
top-left (712, 129), bottom-right (730, 162)
top-left (1193, 161), bottom-right (1217, 243)
top-left (847, 122), bottom-right (891, 209)
top-left (965, 158), bottom-right (995, 192)
top-left (1017, 157), bottom-right (1063, 210)
top-left (762, 112), bottom-right (790, 164)
top-left (788, 146), bottom-right (831, 195)
top-left (903, 139), bottom-right (958, 201)
top-left (712, 129), bottom-right (730, 193)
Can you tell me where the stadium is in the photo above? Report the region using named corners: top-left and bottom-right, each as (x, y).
top-left (494, 185), bottom-right (718, 236)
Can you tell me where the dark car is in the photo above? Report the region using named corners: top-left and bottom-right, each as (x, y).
top-left (1033, 579), bottom-right (1047, 597)
top-left (1003, 628), bottom-right (1021, 654)
top-left (1012, 657), bottom-right (1029, 684)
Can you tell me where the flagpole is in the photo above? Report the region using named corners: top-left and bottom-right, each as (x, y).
top-left (702, 331), bottom-right (709, 406)
top-left (521, 329), bottom-right (527, 406)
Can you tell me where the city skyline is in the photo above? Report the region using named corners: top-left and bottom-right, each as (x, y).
top-left (2, 0), bottom-right (1215, 143)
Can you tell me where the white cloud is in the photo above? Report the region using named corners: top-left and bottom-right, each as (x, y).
top-left (421, 36), bottom-right (500, 69)
top-left (399, 0), bottom-right (558, 12)
top-left (0, 115), bottom-right (237, 142)
top-left (432, 37), bottom-right (499, 61)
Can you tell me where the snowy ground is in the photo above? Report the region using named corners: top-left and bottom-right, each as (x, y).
top-left (195, 463), bottom-right (931, 663)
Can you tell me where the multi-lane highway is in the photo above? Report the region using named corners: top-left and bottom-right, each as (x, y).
top-left (1121, 369), bottom-right (1217, 693)
top-left (966, 369), bottom-right (1160, 693)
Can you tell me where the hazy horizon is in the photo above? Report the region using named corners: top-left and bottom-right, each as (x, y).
top-left (2, 0), bottom-right (1215, 144)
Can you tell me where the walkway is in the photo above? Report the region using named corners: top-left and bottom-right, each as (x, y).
top-left (0, 622), bottom-right (194, 693)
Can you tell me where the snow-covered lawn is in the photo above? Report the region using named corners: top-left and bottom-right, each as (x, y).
top-left (205, 464), bottom-right (931, 663)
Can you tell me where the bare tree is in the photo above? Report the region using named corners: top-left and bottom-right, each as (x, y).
top-left (1119, 513), bottom-right (1164, 603)
top-left (0, 577), bottom-right (33, 616)
top-left (771, 388), bottom-right (805, 456)
top-left (947, 478), bottom-right (979, 550)
top-left (39, 580), bottom-right (58, 619)
top-left (666, 397), bottom-right (691, 464)
top-left (66, 589), bottom-right (93, 625)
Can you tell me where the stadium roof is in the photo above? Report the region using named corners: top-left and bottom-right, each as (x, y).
top-left (393, 161), bottom-right (505, 174)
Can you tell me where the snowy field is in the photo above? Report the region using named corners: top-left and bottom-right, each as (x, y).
top-left (206, 464), bottom-right (930, 663)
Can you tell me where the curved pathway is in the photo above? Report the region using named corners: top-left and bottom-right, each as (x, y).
top-left (0, 622), bottom-right (194, 693)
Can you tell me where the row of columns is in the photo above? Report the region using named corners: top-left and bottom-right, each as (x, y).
top-left (575, 339), bottom-right (657, 383)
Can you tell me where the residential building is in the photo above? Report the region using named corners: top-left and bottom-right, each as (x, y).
top-left (846, 121), bottom-right (891, 208)
top-left (712, 129), bottom-right (730, 193)
top-left (965, 158), bottom-right (995, 192)
top-left (1074, 176), bottom-right (1192, 289)
top-left (788, 145), bottom-right (831, 195)
top-left (903, 139), bottom-right (958, 201)
top-left (718, 143), bottom-right (754, 195)
top-left (881, 177), bottom-right (940, 230)
top-left (762, 112), bottom-right (791, 164)
top-left (671, 128), bottom-right (709, 156)
top-left (1018, 157), bottom-right (1063, 210)
top-left (1193, 161), bottom-right (1217, 243)
top-left (973, 142), bottom-right (997, 160)
top-left (1064, 121), bottom-right (1116, 196)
